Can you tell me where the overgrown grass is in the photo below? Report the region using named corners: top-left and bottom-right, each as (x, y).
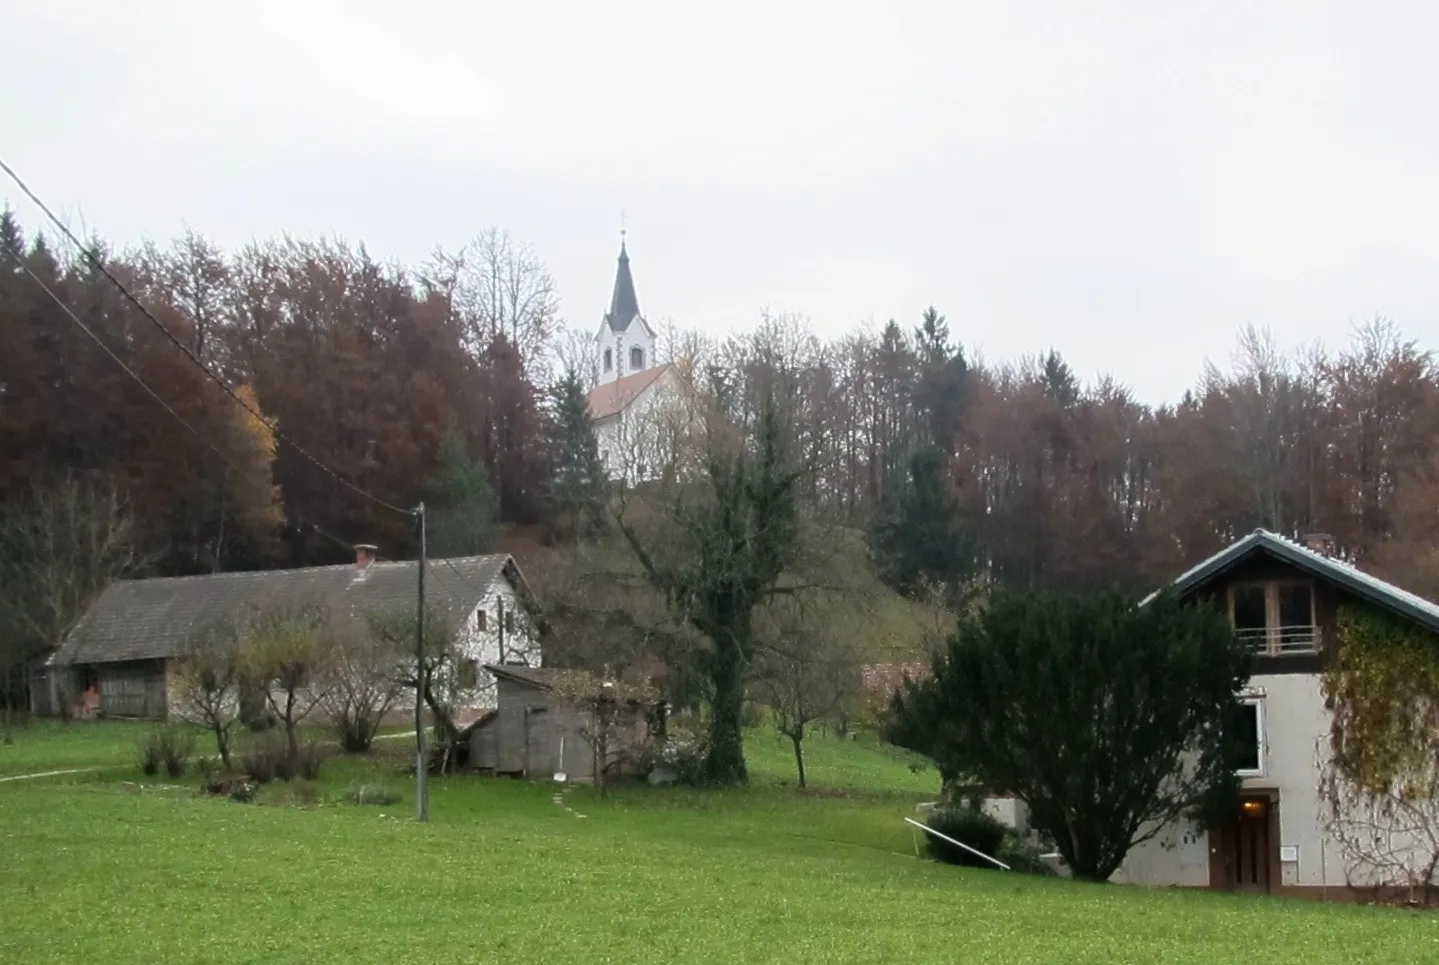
top-left (0, 721), bottom-right (1428, 964)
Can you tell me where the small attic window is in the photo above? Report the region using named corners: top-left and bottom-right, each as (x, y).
top-left (504, 610), bottom-right (516, 634)
top-left (630, 346), bottom-right (644, 370)
top-left (603, 348), bottom-right (613, 372)
top-left (476, 609), bottom-right (487, 631)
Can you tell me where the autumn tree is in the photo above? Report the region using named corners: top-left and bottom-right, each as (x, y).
top-left (887, 588), bottom-right (1252, 882)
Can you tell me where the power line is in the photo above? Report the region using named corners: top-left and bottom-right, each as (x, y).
top-left (0, 157), bottom-right (414, 519)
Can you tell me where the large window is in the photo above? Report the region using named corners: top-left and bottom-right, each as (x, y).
top-left (630, 346), bottom-right (645, 370)
top-left (603, 348), bottom-right (613, 372)
top-left (1228, 580), bottom-right (1317, 654)
top-left (1236, 700), bottom-right (1264, 776)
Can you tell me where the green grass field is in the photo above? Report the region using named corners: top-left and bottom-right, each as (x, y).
top-left (0, 720), bottom-right (1429, 964)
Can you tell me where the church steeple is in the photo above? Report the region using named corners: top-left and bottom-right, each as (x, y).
top-left (605, 238), bottom-right (641, 333)
top-left (595, 230), bottom-right (656, 385)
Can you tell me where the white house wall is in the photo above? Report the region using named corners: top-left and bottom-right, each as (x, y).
top-left (1110, 673), bottom-right (1370, 891)
top-left (443, 574), bottom-right (543, 713)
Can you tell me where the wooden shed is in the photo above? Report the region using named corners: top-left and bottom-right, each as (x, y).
top-left (468, 664), bottom-right (655, 783)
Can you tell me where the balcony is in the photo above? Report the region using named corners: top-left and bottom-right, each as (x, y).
top-left (1236, 625), bottom-right (1320, 656)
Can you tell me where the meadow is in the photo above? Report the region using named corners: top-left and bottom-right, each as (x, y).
top-left (0, 720), bottom-right (1429, 964)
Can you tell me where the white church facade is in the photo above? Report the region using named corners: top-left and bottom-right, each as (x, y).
top-left (585, 239), bottom-right (683, 482)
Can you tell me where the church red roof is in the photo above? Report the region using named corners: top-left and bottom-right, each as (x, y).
top-left (586, 364), bottom-right (673, 420)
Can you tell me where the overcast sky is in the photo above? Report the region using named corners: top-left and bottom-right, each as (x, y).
top-left (4, 0), bottom-right (1437, 403)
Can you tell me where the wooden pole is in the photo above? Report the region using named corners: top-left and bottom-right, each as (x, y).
top-left (415, 502), bottom-right (429, 823)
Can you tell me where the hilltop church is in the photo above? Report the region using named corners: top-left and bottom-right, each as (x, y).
top-left (585, 238), bottom-right (679, 480)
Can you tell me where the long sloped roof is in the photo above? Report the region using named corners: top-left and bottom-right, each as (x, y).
top-left (586, 363), bottom-right (673, 420)
top-left (56, 554), bottom-right (528, 666)
top-left (1141, 529), bottom-right (1439, 633)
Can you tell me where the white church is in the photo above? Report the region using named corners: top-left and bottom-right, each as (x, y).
top-left (585, 238), bottom-right (681, 481)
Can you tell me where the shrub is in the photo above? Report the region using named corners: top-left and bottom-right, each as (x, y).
top-left (230, 781), bottom-right (258, 803)
top-left (925, 806), bottom-right (1008, 868)
top-left (346, 782), bottom-right (401, 806)
top-left (239, 734), bottom-right (287, 783)
top-left (137, 727), bottom-right (195, 778)
top-left (160, 727), bottom-right (197, 778)
top-left (137, 732), bottom-right (164, 776)
top-left (998, 830), bottom-right (1057, 876)
top-left (293, 741), bottom-right (330, 781)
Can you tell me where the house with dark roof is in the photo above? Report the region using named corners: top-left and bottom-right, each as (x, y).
top-left (41, 546), bottom-right (542, 721)
top-left (1106, 529), bottom-right (1439, 899)
top-left (585, 237), bottom-right (681, 482)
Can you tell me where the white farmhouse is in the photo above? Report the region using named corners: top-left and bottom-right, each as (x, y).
top-left (46, 545), bottom-right (543, 723)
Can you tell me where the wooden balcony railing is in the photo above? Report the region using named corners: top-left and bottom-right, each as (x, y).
top-left (1235, 625), bottom-right (1320, 655)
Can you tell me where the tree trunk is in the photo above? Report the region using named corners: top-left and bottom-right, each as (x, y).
top-left (791, 732), bottom-right (807, 790)
top-left (214, 723), bottom-right (232, 770)
top-left (704, 637), bottom-right (748, 785)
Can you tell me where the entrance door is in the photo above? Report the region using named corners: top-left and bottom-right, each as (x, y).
top-left (1214, 797), bottom-right (1273, 893)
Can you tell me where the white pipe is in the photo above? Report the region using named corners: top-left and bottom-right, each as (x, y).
top-left (904, 817), bottom-right (1012, 871)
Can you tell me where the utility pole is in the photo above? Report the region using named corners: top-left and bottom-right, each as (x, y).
top-left (415, 502), bottom-right (429, 823)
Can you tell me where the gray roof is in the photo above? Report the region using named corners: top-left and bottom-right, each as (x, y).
top-left (57, 554), bottom-right (530, 666)
top-left (1140, 529), bottom-right (1439, 634)
top-left (603, 241), bottom-right (643, 334)
top-left (485, 663), bottom-right (551, 689)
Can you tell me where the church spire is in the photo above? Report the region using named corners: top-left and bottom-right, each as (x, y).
top-left (605, 234), bottom-right (641, 333)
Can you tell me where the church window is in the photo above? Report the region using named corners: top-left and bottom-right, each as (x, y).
top-left (630, 346), bottom-right (644, 370)
top-left (603, 348), bottom-right (613, 372)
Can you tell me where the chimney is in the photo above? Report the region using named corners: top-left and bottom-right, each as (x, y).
top-left (354, 544), bottom-right (378, 571)
top-left (1303, 533), bottom-right (1335, 558)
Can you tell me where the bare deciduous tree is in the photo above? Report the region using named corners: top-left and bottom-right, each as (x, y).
top-left (752, 595), bottom-right (865, 790)
top-left (317, 614), bottom-right (405, 753)
top-left (170, 627), bottom-right (243, 769)
top-left (426, 228), bottom-right (559, 365)
top-left (238, 604), bottom-right (331, 761)
top-left (0, 472), bottom-right (146, 731)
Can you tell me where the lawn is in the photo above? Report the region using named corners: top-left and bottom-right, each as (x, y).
top-left (0, 723), bottom-right (1430, 965)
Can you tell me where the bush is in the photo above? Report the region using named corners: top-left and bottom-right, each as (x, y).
top-left (239, 734), bottom-right (287, 783)
top-left (998, 830), bottom-right (1057, 876)
top-left (161, 727), bottom-right (197, 778)
top-left (137, 727), bottom-right (195, 778)
top-left (238, 735), bottom-right (329, 783)
top-left (137, 732), bottom-right (163, 776)
top-left (230, 780), bottom-right (258, 803)
top-left (925, 806), bottom-right (1008, 868)
top-left (293, 741), bottom-right (330, 781)
top-left (346, 782), bottom-right (401, 806)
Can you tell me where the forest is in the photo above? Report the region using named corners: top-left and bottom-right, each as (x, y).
top-left (2, 208), bottom-right (1438, 710)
